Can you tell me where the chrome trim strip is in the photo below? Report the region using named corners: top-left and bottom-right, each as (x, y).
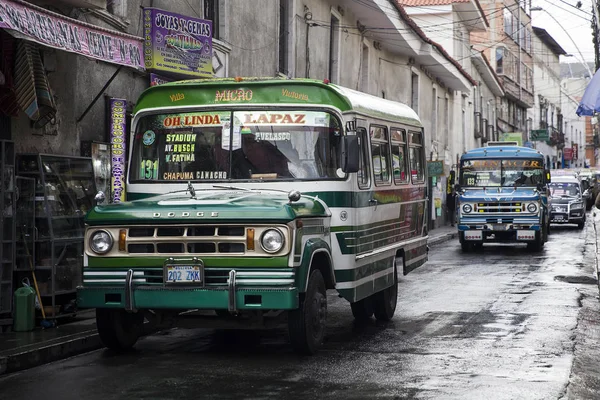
top-left (233, 272), bottom-right (294, 277)
top-left (83, 271), bottom-right (144, 276)
top-left (235, 279), bottom-right (295, 285)
top-left (125, 269), bottom-right (137, 312)
top-left (84, 279), bottom-right (146, 283)
top-left (355, 236), bottom-right (428, 260)
top-left (228, 270), bottom-right (237, 312)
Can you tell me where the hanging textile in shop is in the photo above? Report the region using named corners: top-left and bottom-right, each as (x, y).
top-left (0, 0), bottom-right (144, 70)
top-left (0, 30), bottom-right (18, 116)
top-left (14, 40), bottom-right (56, 128)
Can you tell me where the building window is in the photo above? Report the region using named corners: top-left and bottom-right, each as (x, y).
top-left (411, 72), bottom-right (419, 114)
top-left (496, 47), bottom-right (504, 74)
top-left (204, 0), bottom-right (219, 39)
top-left (370, 125), bottom-right (391, 185)
top-left (329, 11), bottom-right (341, 84)
top-left (278, 0), bottom-right (290, 75)
top-left (391, 128), bottom-right (408, 184)
top-left (504, 8), bottom-right (513, 37)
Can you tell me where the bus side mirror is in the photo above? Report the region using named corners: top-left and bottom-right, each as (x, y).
top-left (545, 170), bottom-right (551, 183)
top-left (454, 183), bottom-right (462, 193)
top-left (341, 135), bottom-right (359, 173)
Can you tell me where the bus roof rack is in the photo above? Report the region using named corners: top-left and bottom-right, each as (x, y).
top-left (485, 141), bottom-right (518, 147)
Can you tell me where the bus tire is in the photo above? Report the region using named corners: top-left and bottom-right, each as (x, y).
top-left (373, 275), bottom-right (398, 322)
top-left (350, 297), bottom-right (374, 321)
top-left (288, 269), bottom-right (327, 355)
top-left (460, 242), bottom-right (472, 252)
top-left (96, 308), bottom-right (143, 351)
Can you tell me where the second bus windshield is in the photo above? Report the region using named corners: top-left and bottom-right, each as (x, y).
top-left (460, 159), bottom-right (544, 187)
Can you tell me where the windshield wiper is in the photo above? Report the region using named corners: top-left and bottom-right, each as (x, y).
top-left (212, 185), bottom-right (252, 192)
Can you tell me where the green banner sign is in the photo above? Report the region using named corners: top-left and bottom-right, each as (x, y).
top-left (499, 132), bottom-right (523, 146)
top-left (427, 161), bottom-right (444, 177)
top-left (530, 129), bottom-right (548, 141)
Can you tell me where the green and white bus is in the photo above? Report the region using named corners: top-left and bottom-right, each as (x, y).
top-left (77, 78), bottom-right (428, 354)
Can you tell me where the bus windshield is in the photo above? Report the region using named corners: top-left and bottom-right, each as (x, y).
top-left (130, 110), bottom-right (344, 182)
top-left (460, 159), bottom-right (544, 187)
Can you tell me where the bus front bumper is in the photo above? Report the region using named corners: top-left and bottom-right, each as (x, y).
top-left (77, 285), bottom-right (299, 311)
top-left (457, 223), bottom-right (541, 242)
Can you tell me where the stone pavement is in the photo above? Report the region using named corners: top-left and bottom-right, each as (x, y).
top-left (0, 226), bottom-right (457, 376)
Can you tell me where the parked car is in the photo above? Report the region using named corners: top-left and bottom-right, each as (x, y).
top-left (578, 170), bottom-right (594, 210)
top-left (548, 175), bottom-right (586, 229)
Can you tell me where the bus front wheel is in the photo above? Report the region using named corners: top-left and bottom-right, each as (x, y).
top-left (288, 269), bottom-right (327, 355)
top-left (96, 308), bottom-right (143, 352)
top-left (373, 275), bottom-right (398, 321)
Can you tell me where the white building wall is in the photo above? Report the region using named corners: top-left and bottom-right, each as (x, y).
top-left (530, 32), bottom-right (563, 167)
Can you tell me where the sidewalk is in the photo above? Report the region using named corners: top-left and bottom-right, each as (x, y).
top-left (0, 231), bottom-right (455, 376)
top-left (0, 309), bottom-right (102, 376)
top-left (428, 225), bottom-right (458, 247)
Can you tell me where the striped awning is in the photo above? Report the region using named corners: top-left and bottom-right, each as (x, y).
top-left (13, 40), bottom-right (56, 128)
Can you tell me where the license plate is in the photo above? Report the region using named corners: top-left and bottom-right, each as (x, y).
top-left (165, 265), bottom-right (202, 283)
top-left (464, 230), bottom-right (482, 240)
top-left (554, 215), bottom-right (564, 221)
top-left (516, 230), bottom-right (535, 240)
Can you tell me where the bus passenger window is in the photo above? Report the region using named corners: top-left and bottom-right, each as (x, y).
top-left (391, 128), bottom-right (408, 184)
top-left (357, 128), bottom-right (370, 189)
top-left (408, 131), bottom-right (424, 182)
top-left (371, 125), bottom-right (391, 185)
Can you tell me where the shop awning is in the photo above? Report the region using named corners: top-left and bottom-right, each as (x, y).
top-left (0, 0), bottom-right (144, 70)
top-left (14, 39), bottom-right (56, 127)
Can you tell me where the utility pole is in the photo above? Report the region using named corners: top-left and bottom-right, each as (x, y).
top-left (593, 1), bottom-right (600, 71)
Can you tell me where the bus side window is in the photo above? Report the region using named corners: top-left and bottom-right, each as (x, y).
top-left (357, 127), bottom-right (370, 189)
top-left (370, 125), bottom-right (391, 186)
top-left (391, 127), bottom-right (408, 184)
top-left (408, 131), bottom-right (425, 182)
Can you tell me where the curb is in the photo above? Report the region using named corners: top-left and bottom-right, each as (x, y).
top-left (0, 330), bottom-right (102, 376)
top-left (428, 232), bottom-right (458, 247)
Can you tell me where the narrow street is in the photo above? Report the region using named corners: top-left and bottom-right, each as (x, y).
top-left (1, 220), bottom-right (599, 400)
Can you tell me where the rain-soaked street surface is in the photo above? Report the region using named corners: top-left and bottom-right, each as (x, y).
top-left (2, 218), bottom-right (600, 400)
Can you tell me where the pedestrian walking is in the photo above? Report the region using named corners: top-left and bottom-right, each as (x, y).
top-left (446, 188), bottom-right (456, 227)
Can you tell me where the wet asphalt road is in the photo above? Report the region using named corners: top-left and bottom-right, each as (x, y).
top-left (2, 218), bottom-right (600, 400)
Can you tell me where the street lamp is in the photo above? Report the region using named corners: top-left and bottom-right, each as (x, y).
top-left (531, 7), bottom-right (593, 78)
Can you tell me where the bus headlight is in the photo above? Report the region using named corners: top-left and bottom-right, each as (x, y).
top-left (261, 229), bottom-right (284, 253)
top-left (90, 230), bottom-right (113, 254)
top-left (571, 202), bottom-right (584, 210)
top-left (462, 204), bottom-right (473, 213)
top-left (526, 203), bottom-right (538, 213)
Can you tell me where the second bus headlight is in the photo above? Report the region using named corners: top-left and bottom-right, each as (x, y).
top-left (261, 229), bottom-right (284, 253)
top-left (527, 203), bottom-right (538, 213)
top-left (462, 204), bottom-right (473, 213)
